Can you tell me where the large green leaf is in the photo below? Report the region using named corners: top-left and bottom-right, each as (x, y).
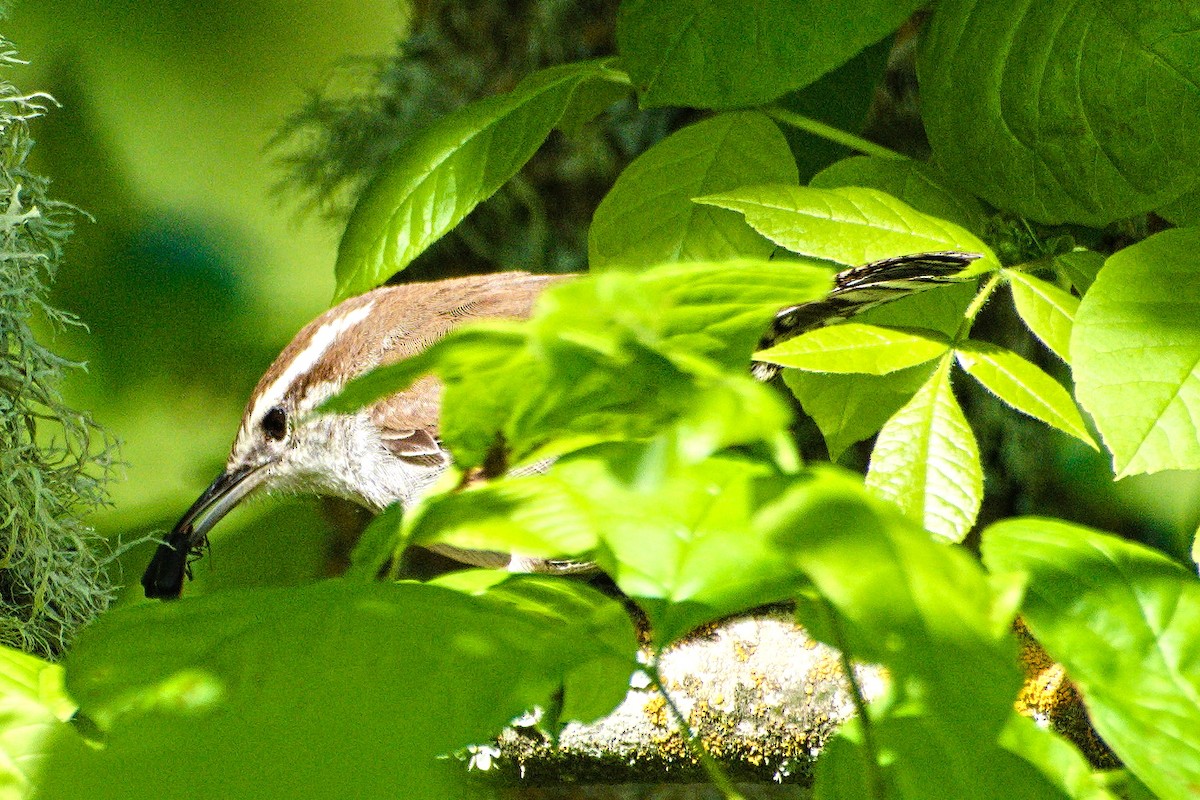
top-left (1072, 228), bottom-right (1200, 477)
top-left (982, 518), bottom-right (1200, 800)
top-left (334, 60), bottom-right (623, 300)
top-left (0, 646), bottom-right (74, 800)
top-left (616, 0), bottom-right (924, 109)
top-left (783, 364), bottom-right (934, 460)
top-left (866, 355), bottom-right (982, 541)
top-left (756, 323), bottom-right (950, 375)
top-left (769, 469), bottom-right (1032, 798)
top-left (697, 184), bottom-right (997, 270)
top-left (40, 579), bottom-right (635, 800)
top-left (588, 111), bottom-right (796, 270)
top-left (954, 341), bottom-right (1095, 448)
top-left (811, 156), bottom-right (989, 235)
top-left (920, 0), bottom-right (1200, 225)
top-left (1006, 270), bottom-right (1079, 364)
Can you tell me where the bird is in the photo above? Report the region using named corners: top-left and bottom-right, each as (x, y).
top-left (142, 252), bottom-right (980, 599)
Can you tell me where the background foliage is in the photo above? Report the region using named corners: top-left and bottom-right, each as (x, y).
top-left (2, 1), bottom-right (1199, 798)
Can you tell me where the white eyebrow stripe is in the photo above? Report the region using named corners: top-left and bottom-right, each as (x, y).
top-left (248, 300), bottom-right (376, 426)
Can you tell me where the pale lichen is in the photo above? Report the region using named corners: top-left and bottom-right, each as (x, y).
top-left (0, 23), bottom-right (116, 659)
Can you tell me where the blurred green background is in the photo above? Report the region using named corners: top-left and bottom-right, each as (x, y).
top-left (8, 0), bottom-right (407, 602)
top-left (8, 0), bottom-right (1199, 611)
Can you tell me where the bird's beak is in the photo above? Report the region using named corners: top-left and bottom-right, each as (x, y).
top-left (141, 463), bottom-right (268, 600)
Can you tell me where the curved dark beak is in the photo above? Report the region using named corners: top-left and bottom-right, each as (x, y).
top-left (141, 464), bottom-right (266, 600)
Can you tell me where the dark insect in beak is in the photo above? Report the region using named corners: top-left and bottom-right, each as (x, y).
top-left (141, 464), bottom-right (265, 599)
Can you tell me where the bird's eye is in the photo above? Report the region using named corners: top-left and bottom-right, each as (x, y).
top-left (261, 406), bottom-right (288, 441)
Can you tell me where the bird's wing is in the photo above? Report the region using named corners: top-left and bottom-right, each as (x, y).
top-left (753, 251), bottom-right (983, 380)
top-left (366, 272), bottom-right (569, 458)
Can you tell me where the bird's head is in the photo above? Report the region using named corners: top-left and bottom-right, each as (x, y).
top-left (141, 273), bottom-right (556, 599)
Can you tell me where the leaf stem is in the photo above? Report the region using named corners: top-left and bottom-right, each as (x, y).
top-left (646, 657), bottom-right (746, 800)
top-left (956, 273), bottom-right (1003, 341)
top-left (765, 106), bottom-right (906, 161)
top-left (822, 601), bottom-right (886, 800)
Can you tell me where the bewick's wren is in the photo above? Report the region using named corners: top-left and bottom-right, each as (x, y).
top-left (142, 253), bottom-right (979, 599)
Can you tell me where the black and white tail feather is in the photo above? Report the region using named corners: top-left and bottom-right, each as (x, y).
top-left (751, 251), bottom-right (982, 381)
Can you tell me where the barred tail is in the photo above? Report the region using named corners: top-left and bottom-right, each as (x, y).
top-left (753, 251), bottom-right (983, 381)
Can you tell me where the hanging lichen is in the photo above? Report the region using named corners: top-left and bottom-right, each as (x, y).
top-left (0, 29), bottom-right (116, 660)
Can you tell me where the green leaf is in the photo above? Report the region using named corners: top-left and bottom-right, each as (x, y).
top-left (777, 39), bottom-right (892, 181)
top-left (588, 111), bottom-right (797, 270)
top-left (42, 579), bottom-right (635, 800)
top-left (954, 341), bottom-right (1096, 448)
top-left (1006, 270), bottom-right (1080, 363)
top-left (554, 73), bottom-right (632, 137)
top-left (866, 355), bottom-right (982, 541)
top-left (628, 260), bottom-right (831, 367)
top-left (0, 646), bottom-right (74, 800)
top-left (920, 0), bottom-right (1200, 225)
top-left (1072, 228), bottom-right (1200, 476)
top-left (334, 60), bottom-right (622, 300)
top-left (783, 364), bottom-right (934, 460)
top-left (344, 500), bottom-right (405, 580)
top-left (811, 156), bottom-right (989, 235)
top-left (856, 280), bottom-right (978, 338)
top-left (1054, 250), bottom-right (1105, 295)
top-left (616, 0), bottom-right (925, 109)
top-left (697, 184), bottom-right (998, 270)
top-left (406, 469), bottom-right (601, 561)
top-left (999, 713), bottom-right (1124, 800)
top-left (435, 574), bottom-right (638, 726)
top-left (756, 322), bottom-right (950, 375)
top-left (982, 518), bottom-right (1200, 800)
top-left (1158, 184), bottom-right (1200, 228)
top-left (771, 469), bottom-right (1032, 798)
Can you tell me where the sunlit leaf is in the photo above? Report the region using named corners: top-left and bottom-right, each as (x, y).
top-left (1006, 270), bottom-right (1079, 364)
top-left (697, 184), bottom-right (997, 270)
top-left (866, 355), bottom-right (982, 541)
top-left (954, 341), bottom-right (1095, 448)
top-left (983, 518), bottom-right (1200, 800)
top-left (783, 364), bottom-right (934, 460)
top-left (589, 111), bottom-right (796, 270)
top-left (921, 0), bottom-right (1200, 224)
top-left (0, 646), bottom-right (74, 800)
top-left (811, 156), bottom-right (989, 235)
top-left (334, 60), bottom-right (623, 300)
top-left (756, 323), bottom-right (950, 375)
top-left (1072, 228), bottom-right (1200, 476)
